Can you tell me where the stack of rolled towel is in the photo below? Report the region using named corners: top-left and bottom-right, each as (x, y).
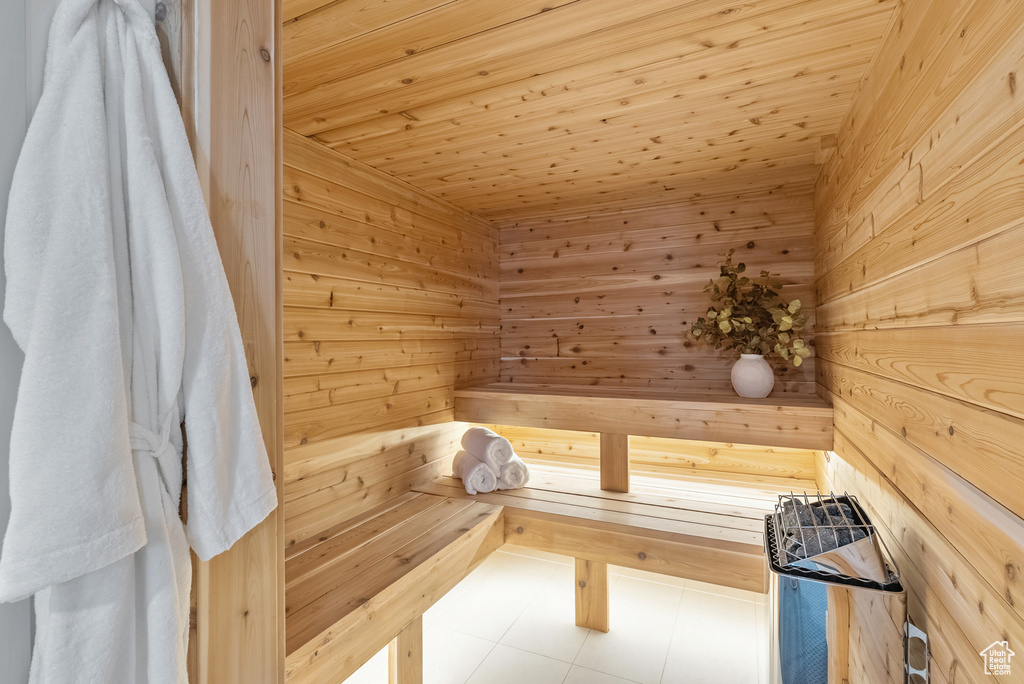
top-left (452, 427), bottom-right (531, 495)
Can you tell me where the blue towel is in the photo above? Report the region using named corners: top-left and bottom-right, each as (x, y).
top-left (780, 577), bottom-right (828, 684)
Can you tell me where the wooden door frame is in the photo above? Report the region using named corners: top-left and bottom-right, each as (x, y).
top-left (160, 0), bottom-right (284, 681)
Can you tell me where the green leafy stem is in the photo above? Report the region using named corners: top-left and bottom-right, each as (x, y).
top-left (689, 249), bottom-right (811, 366)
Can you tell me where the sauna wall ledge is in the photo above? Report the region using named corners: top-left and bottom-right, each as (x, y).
top-left (454, 383), bottom-right (834, 451)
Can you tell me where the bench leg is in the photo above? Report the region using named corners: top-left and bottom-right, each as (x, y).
top-left (575, 559), bottom-right (610, 633)
top-left (388, 616), bottom-right (423, 684)
top-left (600, 433), bottom-right (630, 492)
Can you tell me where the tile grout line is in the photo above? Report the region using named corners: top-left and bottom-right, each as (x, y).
top-left (655, 585), bottom-right (689, 684)
top-left (457, 636), bottom-right (501, 684)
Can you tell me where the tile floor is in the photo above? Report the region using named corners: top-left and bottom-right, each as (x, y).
top-left (342, 547), bottom-right (771, 684)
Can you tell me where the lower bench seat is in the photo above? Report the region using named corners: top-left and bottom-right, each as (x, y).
top-left (415, 468), bottom-right (771, 594)
top-left (284, 493), bottom-right (503, 683)
top-left (285, 465), bottom-right (783, 683)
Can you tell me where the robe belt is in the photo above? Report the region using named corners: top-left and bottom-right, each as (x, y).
top-left (129, 410), bottom-right (177, 464)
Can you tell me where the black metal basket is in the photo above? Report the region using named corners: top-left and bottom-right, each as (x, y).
top-left (763, 492), bottom-right (903, 593)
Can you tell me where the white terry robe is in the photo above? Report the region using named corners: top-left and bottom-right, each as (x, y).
top-left (0, 0), bottom-right (278, 682)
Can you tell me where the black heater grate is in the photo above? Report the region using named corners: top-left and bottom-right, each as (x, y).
top-left (764, 492), bottom-right (903, 593)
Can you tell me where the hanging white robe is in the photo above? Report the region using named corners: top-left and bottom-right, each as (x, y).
top-left (0, 0), bottom-right (278, 681)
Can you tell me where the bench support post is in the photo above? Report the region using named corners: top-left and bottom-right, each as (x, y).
top-left (388, 616), bottom-right (423, 684)
top-left (600, 433), bottom-right (630, 492)
top-left (575, 559), bottom-right (610, 633)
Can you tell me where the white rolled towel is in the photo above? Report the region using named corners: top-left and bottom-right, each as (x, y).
top-left (461, 426), bottom-right (515, 471)
top-left (497, 455), bottom-right (530, 490)
top-left (452, 450), bottom-right (498, 495)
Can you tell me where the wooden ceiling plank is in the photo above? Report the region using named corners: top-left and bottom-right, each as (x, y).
top-left (284, 0), bottom-right (892, 134)
top-left (307, 36), bottom-right (877, 150)
top-left (285, 0), bottom-right (579, 91)
top-left (284, 0), bottom-right (458, 58)
top-left (282, 0), bottom-right (895, 220)
top-left (465, 167), bottom-right (819, 221)
top-left (322, 55), bottom-right (875, 163)
top-left (342, 72), bottom-right (866, 176)
top-left (282, 0), bottom-right (337, 23)
top-left (401, 129), bottom-right (836, 197)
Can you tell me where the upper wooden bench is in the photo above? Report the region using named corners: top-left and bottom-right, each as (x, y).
top-left (454, 383), bottom-right (834, 450)
top-left (455, 382), bottom-right (833, 492)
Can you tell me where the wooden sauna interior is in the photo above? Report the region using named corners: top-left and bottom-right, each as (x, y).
top-left (278, 0), bottom-right (1024, 681)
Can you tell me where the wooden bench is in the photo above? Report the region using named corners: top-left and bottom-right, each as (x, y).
top-left (285, 466), bottom-right (788, 681)
top-left (454, 382), bottom-right (833, 492)
top-left (416, 466), bottom-right (781, 631)
top-left (284, 493), bottom-right (503, 683)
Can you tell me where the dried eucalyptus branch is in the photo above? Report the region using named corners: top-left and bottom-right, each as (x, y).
top-left (689, 250), bottom-right (811, 366)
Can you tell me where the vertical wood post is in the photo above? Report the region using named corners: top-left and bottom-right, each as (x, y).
top-left (827, 585), bottom-right (851, 684)
top-left (600, 433), bottom-right (630, 492)
top-left (175, 0), bottom-right (285, 682)
top-left (575, 559), bottom-right (610, 632)
top-left (389, 616), bottom-right (424, 684)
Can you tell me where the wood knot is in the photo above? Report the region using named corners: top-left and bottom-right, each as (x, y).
top-left (260, 47), bottom-right (271, 62)
top-left (516, 526), bottom-right (524, 534)
top-left (637, 552), bottom-right (647, 560)
top-left (578, 580), bottom-right (586, 589)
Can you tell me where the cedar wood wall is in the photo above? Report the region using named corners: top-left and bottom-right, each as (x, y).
top-left (281, 130), bottom-right (500, 551)
top-left (280, 2), bottom-right (1024, 680)
top-left (279, 143), bottom-right (826, 541)
top-left (497, 192), bottom-right (817, 394)
top-left (492, 185), bottom-right (823, 491)
top-left (814, 0), bottom-right (1024, 681)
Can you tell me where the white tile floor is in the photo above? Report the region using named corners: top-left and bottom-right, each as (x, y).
top-left (342, 547), bottom-right (770, 684)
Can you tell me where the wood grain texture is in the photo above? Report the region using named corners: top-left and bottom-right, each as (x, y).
top-left (600, 433), bottom-right (630, 493)
top-left (281, 0), bottom-right (894, 219)
top-left (282, 128), bottom-right (500, 562)
top-left (285, 496), bottom-right (496, 654)
top-left (575, 559), bottom-right (609, 633)
top-left (455, 383), bottom-right (834, 450)
top-left (416, 466), bottom-right (772, 593)
top-left (184, 0), bottom-right (284, 681)
top-left (388, 616), bottom-right (424, 684)
top-left (499, 191), bottom-right (818, 394)
top-left (284, 500), bottom-right (503, 683)
top-left (827, 586), bottom-right (851, 684)
top-left (815, 0), bottom-right (1024, 678)
top-left (490, 425), bottom-right (819, 488)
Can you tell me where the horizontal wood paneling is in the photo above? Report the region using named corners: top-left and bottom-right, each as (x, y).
top-left (282, 129), bottom-right (500, 550)
top-left (491, 425), bottom-right (818, 490)
top-left (500, 190), bottom-right (818, 394)
top-left (455, 383), bottom-right (833, 450)
top-left (282, 0), bottom-right (894, 218)
top-left (814, 0), bottom-right (1024, 679)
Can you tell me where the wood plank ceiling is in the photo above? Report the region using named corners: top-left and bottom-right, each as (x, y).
top-left (282, 0), bottom-right (896, 221)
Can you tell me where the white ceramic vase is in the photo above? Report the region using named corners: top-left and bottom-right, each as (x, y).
top-left (731, 353), bottom-right (775, 398)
